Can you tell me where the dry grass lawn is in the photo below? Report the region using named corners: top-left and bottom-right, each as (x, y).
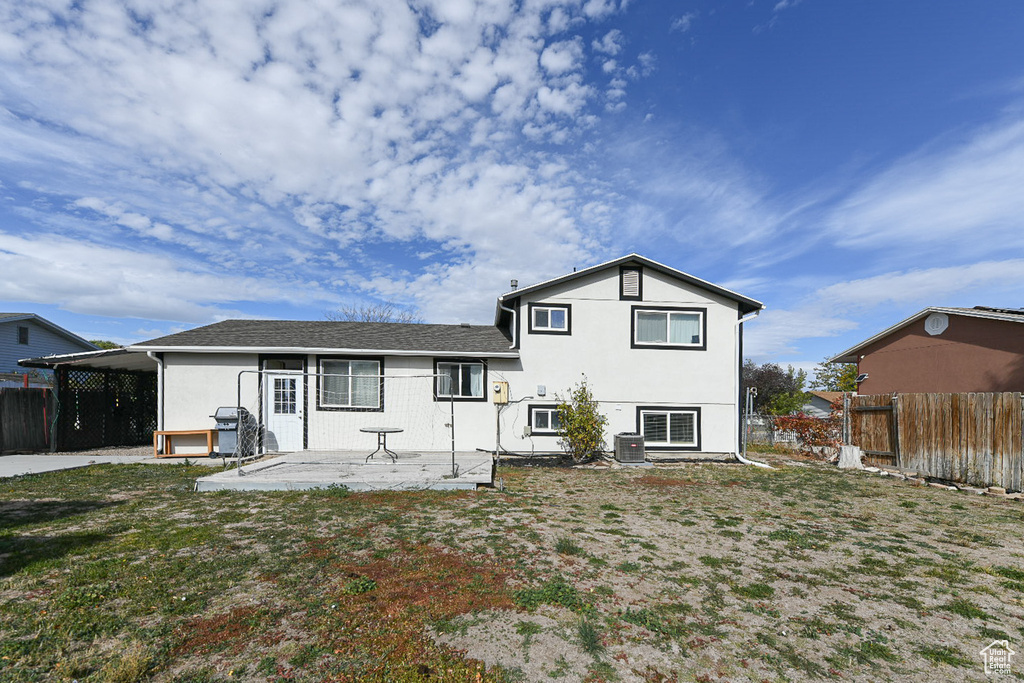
top-left (1, 454), bottom-right (1023, 681)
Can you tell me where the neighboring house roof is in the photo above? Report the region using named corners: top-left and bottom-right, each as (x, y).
top-left (494, 253), bottom-right (764, 324)
top-left (829, 306), bottom-right (1024, 363)
top-left (808, 391), bottom-right (844, 403)
top-left (0, 312), bottom-right (98, 349)
top-left (130, 320), bottom-right (517, 357)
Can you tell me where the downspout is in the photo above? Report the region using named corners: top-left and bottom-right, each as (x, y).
top-left (147, 351), bottom-right (164, 454)
top-left (734, 309), bottom-right (772, 469)
top-left (497, 300), bottom-right (517, 349)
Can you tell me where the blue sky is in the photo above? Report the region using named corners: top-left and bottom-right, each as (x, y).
top-left (2, 0), bottom-right (1023, 378)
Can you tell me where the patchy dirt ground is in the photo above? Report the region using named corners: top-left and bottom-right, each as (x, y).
top-left (1, 455), bottom-right (1023, 682)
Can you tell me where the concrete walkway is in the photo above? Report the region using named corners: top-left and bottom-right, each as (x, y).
top-left (0, 454), bottom-right (172, 478)
top-left (195, 450), bottom-right (494, 491)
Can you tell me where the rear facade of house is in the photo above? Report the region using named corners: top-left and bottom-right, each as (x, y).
top-left (47, 255), bottom-right (764, 457)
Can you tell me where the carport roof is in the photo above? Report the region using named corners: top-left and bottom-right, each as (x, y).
top-left (130, 319), bottom-right (517, 357)
top-left (19, 347), bottom-right (158, 372)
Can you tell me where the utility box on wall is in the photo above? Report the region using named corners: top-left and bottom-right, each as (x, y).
top-left (492, 381), bottom-right (509, 404)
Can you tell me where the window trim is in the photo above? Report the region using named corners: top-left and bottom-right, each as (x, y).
top-left (316, 355), bottom-right (384, 412)
top-left (636, 406), bottom-right (701, 451)
top-left (527, 302), bottom-right (572, 335)
top-left (433, 358), bottom-right (488, 402)
top-left (527, 404), bottom-right (563, 435)
top-left (619, 265), bottom-right (643, 300)
top-left (630, 306), bottom-right (707, 350)
top-left (17, 326), bottom-right (29, 345)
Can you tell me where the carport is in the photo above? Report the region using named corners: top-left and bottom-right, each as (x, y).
top-left (19, 349), bottom-right (158, 452)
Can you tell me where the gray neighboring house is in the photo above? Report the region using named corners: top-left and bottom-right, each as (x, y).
top-left (1, 313), bottom-right (99, 386)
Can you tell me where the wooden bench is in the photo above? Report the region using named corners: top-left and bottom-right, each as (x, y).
top-left (153, 429), bottom-right (216, 458)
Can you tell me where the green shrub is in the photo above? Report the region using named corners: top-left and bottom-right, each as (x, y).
top-left (556, 376), bottom-right (608, 463)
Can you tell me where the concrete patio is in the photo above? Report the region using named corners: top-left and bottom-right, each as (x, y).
top-left (194, 450), bottom-right (495, 492)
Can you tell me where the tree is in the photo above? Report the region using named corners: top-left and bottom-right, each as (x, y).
top-left (556, 376), bottom-right (608, 463)
top-left (742, 360), bottom-right (808, 415)
top-left (89, 340), bottom-right (121, 349)
top-left (809, 356), bottom-right (857, 392)
top-left (324, 302), bottom-right (423, 323)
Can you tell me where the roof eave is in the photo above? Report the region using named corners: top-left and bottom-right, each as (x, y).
top-left (128, 345), bottom-right (520, 358)
top-left (828, 306), bottom-right (1024, 363)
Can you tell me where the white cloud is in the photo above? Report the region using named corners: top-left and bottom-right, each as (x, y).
top-left (0, 0), bottom-right (643, 326)
top-left (592, 29), bottom-right (623, 55)
top-left (540, 39), bottom-right (583, 75)
top-left (745, 259), bottom-right (1024, 359)
top-left (671, 12), bottom-right (698, 33)
top-left (828, 117), bottom-right (1024, 256)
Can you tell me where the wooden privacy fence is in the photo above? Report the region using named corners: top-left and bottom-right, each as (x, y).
top-left (849, 392), bottom-right (1023, 491)
top-left (0, 387), bottom-right (56, 453)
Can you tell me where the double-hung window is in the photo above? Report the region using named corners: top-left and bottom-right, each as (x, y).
top-left (528, 303), bottom-right (571, 335)
top-left (528, 405), bottom-right (562, 434)
top-left (319, 358), bottom-right (381, 410)
top-left (638, 407), bottom-right (700, 450)
top-left (632, 307), bottom-right (705, 349)
top-left (435, 361), bottom-right (485, 400)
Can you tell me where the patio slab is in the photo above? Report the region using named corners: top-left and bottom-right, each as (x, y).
top-left (194, 450), bottom-right (494, 492)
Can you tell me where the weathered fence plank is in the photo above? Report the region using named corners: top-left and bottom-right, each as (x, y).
top-left (855, 392), bottom-right (1023, 490)
top-left (0, 388), bottom-right (56, 453)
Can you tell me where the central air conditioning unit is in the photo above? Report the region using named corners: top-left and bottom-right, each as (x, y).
top-left (614, 432), bottom-right (645, 463)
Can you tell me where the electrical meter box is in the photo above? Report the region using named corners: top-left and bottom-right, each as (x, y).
top-left (492, 381), bottom-right (509, 404)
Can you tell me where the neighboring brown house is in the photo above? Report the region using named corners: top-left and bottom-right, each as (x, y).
top-left (829, 306), bottom-right (1024, 394)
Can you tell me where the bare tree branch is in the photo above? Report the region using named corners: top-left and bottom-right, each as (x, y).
top-left (324, 302), bottom-right (424, 324)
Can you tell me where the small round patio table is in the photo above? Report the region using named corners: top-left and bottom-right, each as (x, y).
top-left (360, 427), bottom-right (403, 463)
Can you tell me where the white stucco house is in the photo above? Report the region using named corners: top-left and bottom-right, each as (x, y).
top-left (22, 255), bottom-right (765, 459)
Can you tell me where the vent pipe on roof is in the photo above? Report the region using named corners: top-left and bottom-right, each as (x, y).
top-left (510, 279), bottom-right (518, 290)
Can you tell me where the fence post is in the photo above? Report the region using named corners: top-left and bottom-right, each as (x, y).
top-left (891, 393), bottom-right (901, 468)
top-left (843, 392), bottom-right (851, 444)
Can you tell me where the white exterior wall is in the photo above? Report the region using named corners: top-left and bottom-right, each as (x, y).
top-left (163, 353), bottom-right (259, 453)
top-left (156, 267), bottom-right (745, 456)
top-left (492, 268), bottom-right (742, 454)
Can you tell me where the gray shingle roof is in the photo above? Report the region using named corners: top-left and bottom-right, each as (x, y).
top-left (132, 320), bottom-right (516, 356)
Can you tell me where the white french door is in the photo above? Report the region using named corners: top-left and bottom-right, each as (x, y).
top-left (264, 371), bottom-right (304, 452)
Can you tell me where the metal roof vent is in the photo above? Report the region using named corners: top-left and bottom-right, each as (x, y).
top-left (460, 322), bottom-right (470, 327)
top-left (510, 279), bottom-right (518, 290)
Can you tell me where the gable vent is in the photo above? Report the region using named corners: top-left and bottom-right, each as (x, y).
top-left (620, 266), bottom-right (642, 300)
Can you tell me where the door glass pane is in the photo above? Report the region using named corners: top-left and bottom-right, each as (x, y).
top-left (643, 413), bottom-right (667, 442)
top-left (274, 378), bottom-right (296, 414)
top-left (636, 312), bottom-right (667, 342)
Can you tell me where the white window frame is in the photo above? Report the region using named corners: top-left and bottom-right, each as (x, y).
top-left (527, 303), bottom-right (571, 335)
top-left (318, 358), bottom-right (382, 410)
top-left (528, 405), bottom-right (562, 435)
top-left (632, 307), bottom-right (705, 349)
top-left (435, 360), bottom-right (486, 401)
top-left (638, 408), bottom-right (700, 450)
